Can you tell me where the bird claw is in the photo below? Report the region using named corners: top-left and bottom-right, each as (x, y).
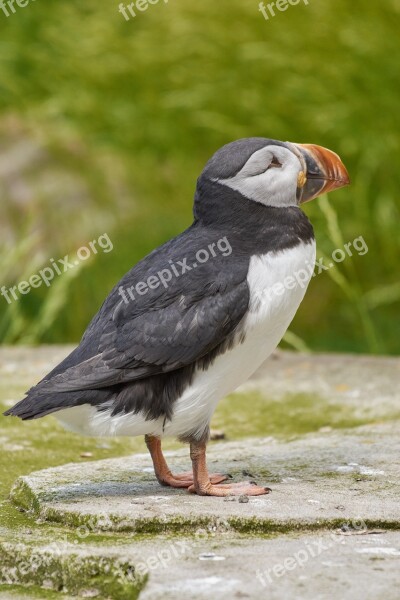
top-left (187, 480), bottom-right (272, 496)
top-left (158, 471), bottom-right (230, 489)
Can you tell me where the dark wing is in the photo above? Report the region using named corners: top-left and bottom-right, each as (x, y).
top-left (32, 227), bottom-right (250, 393)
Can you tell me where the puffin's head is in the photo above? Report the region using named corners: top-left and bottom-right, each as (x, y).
top-left (199, 137), bottom-right (350, 208)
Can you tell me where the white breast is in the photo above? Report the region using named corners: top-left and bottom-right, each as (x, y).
top-left (163, 239), bottom-right (316, 439)
top-left (56, 241), bottom-right (316, 439)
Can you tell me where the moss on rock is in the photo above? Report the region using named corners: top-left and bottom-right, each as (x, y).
top-left (0, 541), bottom-right (147, 599)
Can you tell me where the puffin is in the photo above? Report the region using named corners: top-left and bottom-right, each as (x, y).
top-left (5, 138), bottom-right (350, 497)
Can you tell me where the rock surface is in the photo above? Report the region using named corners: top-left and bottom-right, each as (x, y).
top-left (10, 423), bottom-right (400, 532)
top-left (248, 350), bottom-right (400, 419)
top-left (5, 421), bottom-right (400, 598)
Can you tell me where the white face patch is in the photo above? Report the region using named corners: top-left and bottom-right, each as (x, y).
top-left (214, 145), bottom-right (303, 208)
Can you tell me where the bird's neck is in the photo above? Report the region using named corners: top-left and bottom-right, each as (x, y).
top-left (193, 178), bottom-right (314, 254)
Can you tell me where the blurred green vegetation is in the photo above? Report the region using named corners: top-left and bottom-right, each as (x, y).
top-left (0, 0), bottom-right (399, 353)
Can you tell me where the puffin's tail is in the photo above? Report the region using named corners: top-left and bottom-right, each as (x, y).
top-left (3, 386), bottom-right (110, 420)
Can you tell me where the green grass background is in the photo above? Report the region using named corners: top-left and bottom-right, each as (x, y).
top-left (0, 0), bottom-right (399, 353)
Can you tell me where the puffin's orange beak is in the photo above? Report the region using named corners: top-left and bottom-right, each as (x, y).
top-left (292, 143), bottom-right (350, 203)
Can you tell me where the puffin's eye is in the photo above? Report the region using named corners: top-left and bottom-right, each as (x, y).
top-left (267, 156), bottom-right (282, 169)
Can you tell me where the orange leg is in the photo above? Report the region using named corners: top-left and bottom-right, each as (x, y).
top-left (145, 435), bottom-right (229, 489)
top-left (188, 440), bottom-right (271, 497)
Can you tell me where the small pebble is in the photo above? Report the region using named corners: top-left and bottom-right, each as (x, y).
top-left (199, 552), bottom-right (226, 561)
top-left (238, 495), bottom-right (249, 503)
top-left (42, 580), bottom-right (55, 590)
top-left (80, 590), bottom-right (100, 598)
top-left (223, 495), bottom-right (236, 502)
top-left (242, 470), bottom-right (255, 478)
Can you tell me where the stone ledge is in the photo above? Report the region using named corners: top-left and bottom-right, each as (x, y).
top-left (2, 527), bottom-right (400, 599)
top-left (0, 540), bottom-right (146, 599)
top-left (249, 350), bottom-right (400, 418)
top-left (10, 423), bottom-right (400, 534)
